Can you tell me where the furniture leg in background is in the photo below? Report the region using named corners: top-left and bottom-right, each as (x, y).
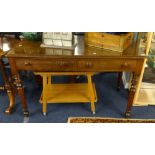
top-left (134, 32), bottom-right (153, 103)
top-left (0, 57), bottom-right (15, 114)
top-left (35, 72), bottom-right (97, 116)
top-left (87, 73), bottom-right (96, 114)
top-left (117, 72), bottom-right (123, 90)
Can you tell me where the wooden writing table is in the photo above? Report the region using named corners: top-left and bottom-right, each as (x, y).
top-left (6, 36), bottom-right (146, 117)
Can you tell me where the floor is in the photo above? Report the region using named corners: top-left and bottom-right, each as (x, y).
top-left (1, 71), bottom-right (155, 123)
top-left (136, 82), bottom-right (155, 106)
top-left (135, 66), bottom-right (155, 106)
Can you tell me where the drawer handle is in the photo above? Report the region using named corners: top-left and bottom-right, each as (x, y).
top-left (24, 62), bottom-right (32, 66)
top-left (121, 63), bottom-right (128, 68)
top-left (56, 61), bottom-right (72, 67)
top-left (85, 62), bottom-right (92, 68)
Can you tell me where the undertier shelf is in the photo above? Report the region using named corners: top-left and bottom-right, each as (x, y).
top-left (40, 83), bottom-right (97, 103)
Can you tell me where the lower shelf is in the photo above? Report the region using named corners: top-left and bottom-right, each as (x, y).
top-left (40, 83), bottom-right (97, 103)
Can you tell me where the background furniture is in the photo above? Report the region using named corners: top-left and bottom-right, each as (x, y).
top-left (6, 35), bottom-right (146, 118)
top-left (134, 32), bottom-right (155, 105)
top-left (0, 50), bottom-right (15, 114)
top-left (0, 32), bottom-right (21, 39)
top-left (35, 72), bottom-right (97, 115)
top-left (85, 32), bottom-right (133, 52)
top-left (133, 32), bottom-right (153, 104)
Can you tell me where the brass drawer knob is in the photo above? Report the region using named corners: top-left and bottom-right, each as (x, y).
top-left (56, 61), bottom-right (73, 67)
top-left (85, 62), bottom-right (92, 68)
top-left (121, 63), bottom-right (128, 68)
top-left (24, 62), bottom-right (32, 66)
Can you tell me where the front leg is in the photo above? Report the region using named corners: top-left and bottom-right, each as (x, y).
top-left (125, 73), bottom-right (139, 118)
top-left (13, 74), bottom-right (29, 117)
top-left (8, 58), bottom-right (29, 117)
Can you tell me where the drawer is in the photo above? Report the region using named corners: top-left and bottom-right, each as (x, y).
top-left (15, 58), bottom-right (137, 72)
top-left (77, 59), bottom-right (137, 72)
top-left (15, 58), bottom-right (77, 72)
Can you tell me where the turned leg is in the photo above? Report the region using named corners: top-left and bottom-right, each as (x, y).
top-left (13, 74), bottom-right (29, 117)
top-left (0, 58), bottom-right (15, 114)
top-left (125, 73), bottom-right (139, 118)
top-left (117, 72), bottom-right (123, 91)
top-left (8, 57), bottom-right (29, 117)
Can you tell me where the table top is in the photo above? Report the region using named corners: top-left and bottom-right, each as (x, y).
top-left (4, 35), bottom-right (147, 59)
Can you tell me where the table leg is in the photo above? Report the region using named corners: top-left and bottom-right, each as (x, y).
top-left (87, 74), bottom-right (96, 114)
top-left (42, 75), bottom-right (47, 116)
top-left (125, 73), bottom-right (139, 117)
top-left (12, 74), bottom-right (29, 117)
top-left (0, 58), bottom-right (15, 114)
top-left (117, 72), bottom-right (123, 91)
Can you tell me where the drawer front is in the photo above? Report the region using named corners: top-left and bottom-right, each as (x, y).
top-left (15, 58), bottom-right (77, 71)
top-left (15, 58), bottom-right (137, 72)
top-left (77, 59), bottom-right (137, 72)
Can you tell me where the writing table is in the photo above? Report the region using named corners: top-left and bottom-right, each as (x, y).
top-left (6, 36), bottom-right (146, 117)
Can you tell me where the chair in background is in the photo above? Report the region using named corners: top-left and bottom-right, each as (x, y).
top-left (0, 36), bottom-right (15, 114)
